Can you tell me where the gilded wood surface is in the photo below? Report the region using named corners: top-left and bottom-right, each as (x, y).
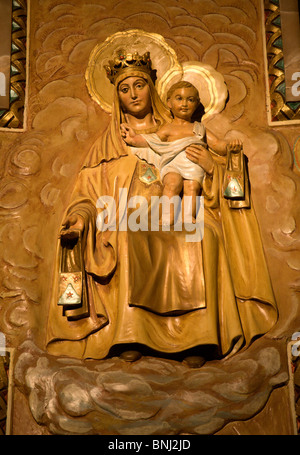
top-left (0, 0), bottom-right (298, 434)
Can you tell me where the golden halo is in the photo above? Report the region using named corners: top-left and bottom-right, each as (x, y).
top-left (158, 62), bottom-right (228, 120)
top-left (85, 29), bottom-right (181, 114)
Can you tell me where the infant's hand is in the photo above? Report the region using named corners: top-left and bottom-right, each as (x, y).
top-left (227, 139), bottom-right (243, 153)
top-left (120, 123), bottom-right (136, 145)
top-left (120, 123), bottom-right (148, 148)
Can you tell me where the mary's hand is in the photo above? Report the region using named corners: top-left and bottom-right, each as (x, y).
top-left (60, 214), bottom-right (85, 239)
top-left (186, 145), bottom-right (215, 175)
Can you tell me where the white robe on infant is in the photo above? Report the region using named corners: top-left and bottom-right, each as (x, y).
top-left (130, 121), bottom-right (206, 184)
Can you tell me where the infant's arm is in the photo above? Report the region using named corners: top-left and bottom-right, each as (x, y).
top-left (206, 130), bottom-right (227, 155)
top-left (120, 123), bottom-right (148, 147)
top-left (156, 124), bottom-right (171, 142)
top-left (206, 129), bottom-right (242, 155)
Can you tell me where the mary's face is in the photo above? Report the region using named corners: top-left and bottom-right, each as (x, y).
top-left (118, 76), bottom-right (152, 117)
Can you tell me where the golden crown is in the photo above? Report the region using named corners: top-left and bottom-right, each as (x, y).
top-left (104, 50), bottom-right (157, 85)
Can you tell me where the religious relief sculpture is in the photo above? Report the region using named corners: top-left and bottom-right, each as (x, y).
top-left (120, 79), bottom-right (242, 224)
top-left (45, 30), bottom-right (278, 367)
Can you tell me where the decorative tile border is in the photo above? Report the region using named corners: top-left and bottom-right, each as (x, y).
top-left (0, 0), bottom-right (27, 130)
top-left (263, 0), bottom-right (300, 125)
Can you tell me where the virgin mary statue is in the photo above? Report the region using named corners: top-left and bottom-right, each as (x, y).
top-left (45, 32), bottom-right (277, 364)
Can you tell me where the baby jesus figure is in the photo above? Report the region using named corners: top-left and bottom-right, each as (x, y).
top-left (121, 81), bottom-right (241, 224)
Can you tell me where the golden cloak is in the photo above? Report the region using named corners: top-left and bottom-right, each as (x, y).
top-left (46, 153), bottom-right (277, 359)
top-left (46, 73), bottom-right (277, 360)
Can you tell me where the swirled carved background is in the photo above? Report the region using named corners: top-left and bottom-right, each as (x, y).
top-left (0, 0), bottom-right (299, 435)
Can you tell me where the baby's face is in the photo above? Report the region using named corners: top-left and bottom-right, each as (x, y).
top-left (167, 87), bottom-right (199, 120)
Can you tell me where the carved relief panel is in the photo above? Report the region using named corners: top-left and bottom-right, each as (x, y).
top-left (0, 0), bottom-right (298, 435)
